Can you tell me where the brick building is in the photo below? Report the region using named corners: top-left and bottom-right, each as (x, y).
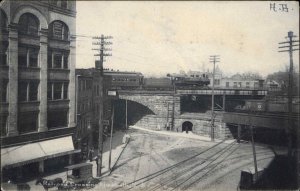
top-left (0, 0), bottom-right (78, 181)
top-left (75, 68), bottom-right (101, 160)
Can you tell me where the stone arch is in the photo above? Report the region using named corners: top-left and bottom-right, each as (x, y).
top-left (12, 5), bottom-right (48, 29)
top-left (119, 95), bottom-right (157, 115)
top-left (119, 98), bottom-right (155, 115)
top-left (182, 121), bottom-right (193, 132)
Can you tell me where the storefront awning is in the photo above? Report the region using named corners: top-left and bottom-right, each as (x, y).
top-left (1, 136), bottom-right (80, 169)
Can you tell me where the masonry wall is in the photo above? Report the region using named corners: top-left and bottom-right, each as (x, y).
top-left (121, 94), bottom-right (230, 139)
top-left (133, 114), bottom-right (230, 139)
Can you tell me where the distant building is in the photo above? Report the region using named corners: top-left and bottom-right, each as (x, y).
top-left (206, 68), bottom-right (264, 89)
top-left (218, 77), bottom-right (264, 89)
top-left (0, 0), bottom-right (78, 181)
top-left (265, 80), bottom-right (281, 91)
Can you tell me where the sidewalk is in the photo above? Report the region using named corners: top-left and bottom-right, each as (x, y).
top-left (130, 125), bottom-right (234, 144)
top-left (88, 130), bottom-right (130, 177)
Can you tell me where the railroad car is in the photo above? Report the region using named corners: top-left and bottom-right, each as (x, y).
top-left (104, 70), bottom-right (210, 90)
top-left (103, 71), bottom-right (143, 90)
top-left (143, 78), bottom-right (173, 90)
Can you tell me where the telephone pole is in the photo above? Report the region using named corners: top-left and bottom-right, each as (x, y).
top-left (92, 35), bottom-right (112, 177)
top-left (278, 31), bottom-right (299, 157)
top-left (209, 55), bottom-right (220, 142)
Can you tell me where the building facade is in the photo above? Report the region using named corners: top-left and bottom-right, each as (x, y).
top-left (0, 0), bottom-right (78, 181)
top-left (75, 68), bottom-right (102, 160)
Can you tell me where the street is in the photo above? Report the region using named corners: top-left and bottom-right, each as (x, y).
top-left (96, 128), bottom-right (275, 191)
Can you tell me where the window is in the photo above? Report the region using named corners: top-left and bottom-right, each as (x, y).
top-left (49, 21), bottom-right (69, 40)
top-left (233, 82), bottom-right (237, 88)
top-left (18, 112), bottom-right (38, 134)
top-left (0, 42), bottom-right (8, 66)
top-left (51, 0), bottom-right (59, 6)
top-left (63, 83), bottom-right (68, 99)
top-left (61, 0), bottom-right (68, 9)
top-left (18, 46), bottom-right (39, 68)
top-left (215, 79), bottom-right (220, 85)
top-left (226, 82), bottom-right (230, 87)
top-left (238, 82), bottom-right (242, 88)
top-left (48, 50), bottom-right (69, 69)
top-left (48, 82), bottom-right (69, 100)
top-left (18, 81), bottom-right (39, 102)
top-left (18, 13), bottom-right (39, 36)
top-left (0, 115), bottom-right (7, 137)
top-left (48, 110), bottom-right (68, 128)
top-left (51, 0), bottom-right (68, 9)
top-left (196, 75), bottom-right (199, 78)
top-left (54, 54), bottom-right (62, 68)
top-left (246, 82), bottom-right (250, 88)
top-left (54, 83), bottom-right (62, 99)
top-left (87, 80), bottom-right (92, 90)
top-left (1, 80), bottom-right (8, 103)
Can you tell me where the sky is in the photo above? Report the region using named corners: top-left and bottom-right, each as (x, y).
top-left (75, 1), bottom-right (299, 77)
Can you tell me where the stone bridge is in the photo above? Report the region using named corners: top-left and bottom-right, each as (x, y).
top-left (117, 92), bottom-right (230, 139)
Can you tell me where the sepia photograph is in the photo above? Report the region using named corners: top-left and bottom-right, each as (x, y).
top-left (0, 0), bottom-right (299, 190)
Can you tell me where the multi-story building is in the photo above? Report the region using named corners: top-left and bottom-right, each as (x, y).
top-left (0, 0), bottom-right (78, 181)
top-left (75, 68), bottom-right (101, 160)
top-left (219, 74), bottom-right (264, 89)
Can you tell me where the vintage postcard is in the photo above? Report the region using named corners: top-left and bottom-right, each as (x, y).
top-left (0, 1), bottom-right (299, 190)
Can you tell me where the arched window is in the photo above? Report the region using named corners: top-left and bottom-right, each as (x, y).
top-left (49, 21), bottom-right (69, 40)
top-left (51, 0), bottom-right (68, 9)
top-left (18, 13), bottom-right (39, 36)
top-left (0, 9), bottom-right (7, 30)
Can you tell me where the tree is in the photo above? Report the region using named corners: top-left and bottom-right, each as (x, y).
top-left (266, 71), bottom-right (299, 94)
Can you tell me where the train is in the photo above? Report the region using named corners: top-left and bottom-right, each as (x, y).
top-left (103, 70), bottom-right (210, 90)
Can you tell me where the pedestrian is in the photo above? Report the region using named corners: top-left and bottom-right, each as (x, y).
top-left (88, 148), bottom-right (94, 162)
top-left (95, 156), bottom-right (99, 170)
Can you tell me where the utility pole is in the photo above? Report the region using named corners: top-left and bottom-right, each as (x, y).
top-left (125, 100), bottom-right (128, 129)
top-left (278, 31), bottom-right (299, 157)
top-left (108, 101), bottom-right (114, 170)
top-left (209, 55), bottom-right (220, 142)
top-left (172, 81), bottom-right (176, 131)
top-left (92, 35), bottom-right (112, 177)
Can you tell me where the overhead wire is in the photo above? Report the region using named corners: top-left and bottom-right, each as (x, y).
top-left (149, 139), bottom-right (241, 191)
top-left (123, 132), bottom-right (248, 191)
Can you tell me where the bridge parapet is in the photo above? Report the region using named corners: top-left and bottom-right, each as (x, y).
top-left (177, 89), bottom-right (268, 96)
top-left (223, 112), bottom-right (299, 130)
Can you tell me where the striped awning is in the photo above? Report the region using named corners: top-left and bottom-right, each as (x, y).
top-left (1, 136), bottom-right (80, 169)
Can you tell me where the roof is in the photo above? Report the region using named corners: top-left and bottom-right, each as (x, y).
top-left (104, 71), bottom-right (143, 77)
top-left (1, 136), bottom-right (78, 169)
top-left (65, 162), bottom-right (93, 170)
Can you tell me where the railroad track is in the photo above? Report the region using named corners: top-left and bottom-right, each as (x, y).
top-left (112, 138), bottom-right (229, 191)
top-left (112, 131), bottom-right (274, 191)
